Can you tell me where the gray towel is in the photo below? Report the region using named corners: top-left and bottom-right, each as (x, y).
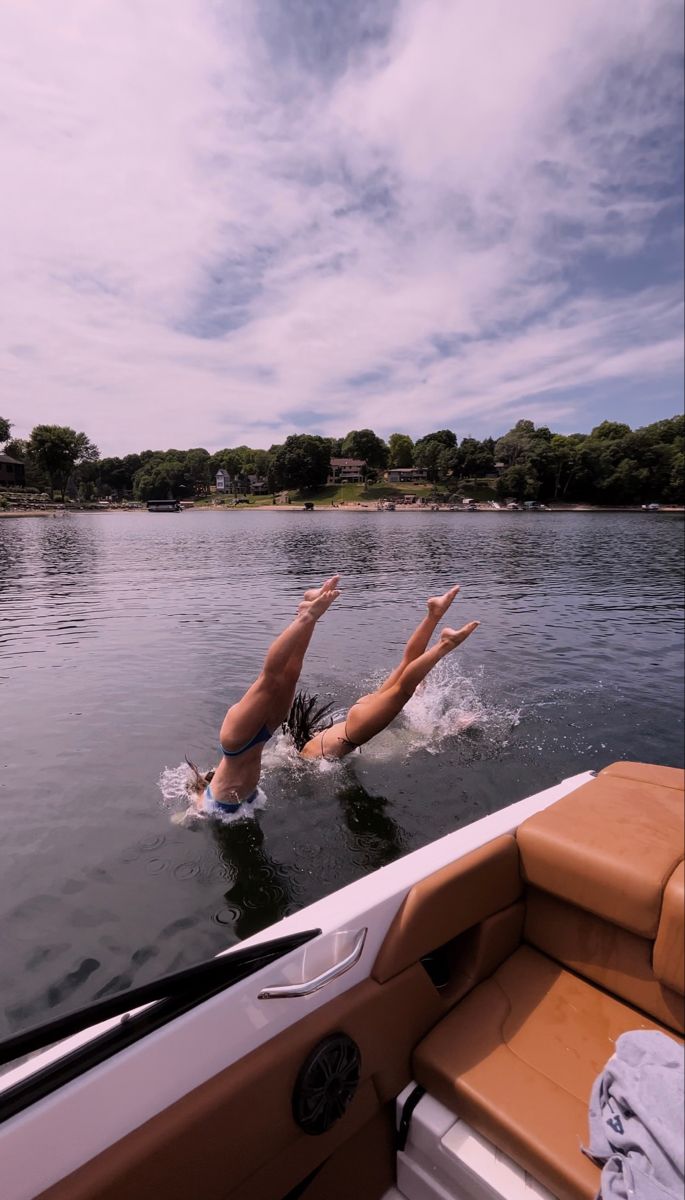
top-left (585, 1030), bottom-right (684, 1200)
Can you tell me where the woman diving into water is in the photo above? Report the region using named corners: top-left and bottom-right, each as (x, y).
top-left (186, 575), bottom-right (341, 815)
top-left (295, 585), bottom-right (479, 759)
top-left (187, 579), bottom-right (478, 816)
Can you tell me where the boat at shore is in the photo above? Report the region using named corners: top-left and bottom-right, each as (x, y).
top-left (1, 760), bottom-right (682, 1200)
top-left (147, 499), bottom-right (181, 513)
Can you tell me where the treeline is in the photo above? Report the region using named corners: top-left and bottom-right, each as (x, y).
top-left (1, 416), bottom-right (683, 504)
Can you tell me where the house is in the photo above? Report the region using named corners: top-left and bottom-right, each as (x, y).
top-left (0, 451), bottom-right (25, 488)
top-left (215, 469), bottom-right (230, 493)
top-left (327, 457), bottom-right (366, 485)
top-left (386, 467), bottom-right (428, 484)
top-left (248, 475), bottom-right (268, 495)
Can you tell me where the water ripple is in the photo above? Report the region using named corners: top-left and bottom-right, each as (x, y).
top-left (0, 510), bottom-right (682, 1038)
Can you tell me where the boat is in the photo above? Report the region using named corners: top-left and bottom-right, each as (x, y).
top-left (1, 760), bottom-right (682, 1200)
top-left (147, 499), bottom-right (181, 513)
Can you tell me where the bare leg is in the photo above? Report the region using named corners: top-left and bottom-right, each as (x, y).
top-left (220, 577), bottom-right (340, 747)
top-left (377, 586), bottom-right (460, 692)
top-left (344, 621), bottom-right (479, 747)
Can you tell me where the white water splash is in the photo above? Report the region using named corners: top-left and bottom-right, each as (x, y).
top-left (158, 762), bottom-right (268, 825)
top-left (263, 663), bottom-right (519, 766)
top-left (369, 660), bottom-right (520, 760)
top-left (159, 664), bottom-right (520, 818)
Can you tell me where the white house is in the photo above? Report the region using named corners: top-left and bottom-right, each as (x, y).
top-left (216, 469), bottom-right (268, 495)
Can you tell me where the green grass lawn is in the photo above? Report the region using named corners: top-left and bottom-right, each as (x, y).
top-left (202, 478), bottom-right (498, 507)
top-left (264, 480), bottom-right (497, 506)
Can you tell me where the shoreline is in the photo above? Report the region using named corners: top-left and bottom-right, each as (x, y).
top-left (2, 503), bottom-right (683, 519)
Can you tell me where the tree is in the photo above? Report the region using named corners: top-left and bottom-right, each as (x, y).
top-left (495, 464), bottom-right (541, 502)
top-left (340, 429), bottom-right (389, 469)
top-left (495, 422), bottom-right (534, 467)
top-left (27, 425), bottom-right (99, 499)
top-left (437, 446), bottom-right (460, 486)
top-left (458, 437), bottom-right (495, 481)
top-left (0, 417), bottom-right (11, 444)
top-left (413, 429), bottom-right (456, 456)
top-left (185, 448), bottom-right (212, 496)
top-left (413, 439), bottom-right (444, 482)
top-left (271, 435), bottom-right (331, 491)
top-left (132, 458), bottom-right (190, 501)
top-left (590, 421), bottom-right (632, 441)
top-left (667, 449), bottom-right (684, 502)
top-left (548, 434), bottom-right (586, 500)
top-left (412, 430), bottom-right (457, 482)
top-left (388, 433), bottom-right (414, 468)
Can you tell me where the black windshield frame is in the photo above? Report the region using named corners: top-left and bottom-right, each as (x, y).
top-left (0, 928), bottom-right (319, 1124)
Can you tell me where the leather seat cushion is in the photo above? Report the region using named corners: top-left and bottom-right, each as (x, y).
top-left (600, 761), bottom-right (685, 791)
top-left (654, 861), bottom-right (685, 995)
top-left (516, 766), bottom-right (684, 937)
top-left (524, 887), bottom-right (684, 1033)
top-left (413, 945), bottom-right (683, 1200)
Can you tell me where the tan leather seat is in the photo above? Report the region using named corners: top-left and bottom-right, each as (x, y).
top-left (654, 861), bottom-right (685, 996)
top-left (516, 766), bottom-right (684, 937)
top-left (413, 945), bottom-right (684, 1200)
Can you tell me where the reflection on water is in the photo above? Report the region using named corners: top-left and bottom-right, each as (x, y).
top-left (208, 818), bottom-right (293, 940)
top-left (0, 510), bottom-right (682, 1036)
top-left (336, 781), bottom-right (407, 872)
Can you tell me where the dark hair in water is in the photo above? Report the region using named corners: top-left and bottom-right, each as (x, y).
top-left (284, 690), bottom-right (334, 751)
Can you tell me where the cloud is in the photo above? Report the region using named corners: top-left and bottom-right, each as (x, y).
top-left (0, 0), bottom-right (682, 453)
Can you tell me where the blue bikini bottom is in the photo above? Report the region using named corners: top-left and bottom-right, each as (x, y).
top-left (203, 782), bottom-right (259, 816)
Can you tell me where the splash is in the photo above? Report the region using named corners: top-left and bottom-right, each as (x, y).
top-left (266, 663), bottom-right (519, 766)
top-left (158, 762), bottom-right (268, 826)
top-left (375, 659), bottom-right (521, 759)
top-left (159, 665), bottom-right (521, 821)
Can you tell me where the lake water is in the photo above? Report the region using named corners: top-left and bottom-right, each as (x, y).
top-left (1, 510), bottom-right (683, 1039)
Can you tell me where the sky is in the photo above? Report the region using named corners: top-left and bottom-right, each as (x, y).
top-left (1, 0), bottom-right (683, 456)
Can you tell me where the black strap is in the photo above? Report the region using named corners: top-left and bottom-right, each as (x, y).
top-left (397, 1084), bottom-right (426, 1151)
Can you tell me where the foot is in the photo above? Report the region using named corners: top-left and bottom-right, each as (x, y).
top-left (298, 575), bottom-right (341, 620)
top-left (427, 585), bottom-right (460, 619)
top-left (439, 620), bottom-right (480, 650)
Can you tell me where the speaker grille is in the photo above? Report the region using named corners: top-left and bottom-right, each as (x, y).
top-left (292, 1032), bottom-right (361, 1135)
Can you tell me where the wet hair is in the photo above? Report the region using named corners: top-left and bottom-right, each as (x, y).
top-left (283, 690), bottom-right (334, 752)
top-left (185, 756), bottom-right (215, 797)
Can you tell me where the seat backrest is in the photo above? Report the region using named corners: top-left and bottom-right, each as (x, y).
top-left (517, 762), bottom-right (685, 1032)
top-left (654, 860), bottom-right (685, 996)
top-left (372, 835), bottom-right (522, 989)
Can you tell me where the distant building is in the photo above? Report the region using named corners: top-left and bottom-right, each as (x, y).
top-left (327, 457), bottom-right (366, 484)
top-left (215, 469), bottom-right (267, 495)
top-left (0, 451), bottom-right (25, 488)
top-left (386, 467), bottom-right (428, 483)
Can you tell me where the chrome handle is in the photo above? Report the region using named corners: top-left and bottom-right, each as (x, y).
top-left (258, 928), bottom-right (367, 999)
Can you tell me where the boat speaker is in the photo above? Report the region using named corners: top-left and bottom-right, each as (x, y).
top-left (292, 1032), bottom-right (361, 1135)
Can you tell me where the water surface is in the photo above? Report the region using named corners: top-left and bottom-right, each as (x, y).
top-left (1, 510), bottom-right (682, 1037)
